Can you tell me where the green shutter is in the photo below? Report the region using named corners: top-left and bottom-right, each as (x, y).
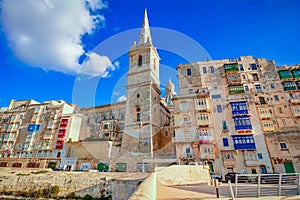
top-left (284, 162), bottom-right (295, 173)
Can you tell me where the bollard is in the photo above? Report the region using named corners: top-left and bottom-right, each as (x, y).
top-left (214, 179), bottom-right (219, 198)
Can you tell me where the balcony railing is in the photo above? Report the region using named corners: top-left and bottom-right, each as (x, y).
top-left (245, 160), bottom-right (260, 167)
top-left (223, 159), bottom-right (236, 166)
top-left (172, 137), bottom-right (198, 143)
top-left (197, 120), bottom-right (210, 126)
top-left (290, 99), bottom-right (300, 104)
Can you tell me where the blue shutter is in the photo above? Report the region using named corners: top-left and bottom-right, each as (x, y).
top-left (222, 138), bottom-right (229, 147)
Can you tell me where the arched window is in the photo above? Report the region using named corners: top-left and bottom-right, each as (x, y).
top-left (138, 55), bottom-right (143, 66)
top-left (136, 106), bottom-right (141, 122)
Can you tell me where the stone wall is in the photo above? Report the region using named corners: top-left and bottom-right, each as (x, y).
top-left (155, 165), bottom-right (210, 186)
top-left (0, 168), bottom-right (147, 199)
top-left (129, 165), bottom-right (210, 199)
top-left (129, 173), bottom-right (156, 200)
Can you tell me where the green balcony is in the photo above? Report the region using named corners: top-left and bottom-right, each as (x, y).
top-left (292, 70), bottom-right (300, 78)
top-left (283, 81), bottom-right (296, 91)
top-left (278, 70), bottom-right (292, 79)
top-left (229, 85), bottom-right (245, 94)
top-left (224, 63), bottom-right (239, 73)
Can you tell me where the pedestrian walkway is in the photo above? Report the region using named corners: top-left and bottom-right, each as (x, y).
top-left (156, 183), bottom-right (300, 200)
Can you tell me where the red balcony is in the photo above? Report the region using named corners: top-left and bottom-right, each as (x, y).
top-left (55, 141), bottom-right (64, 150)
top-left (60, 119), bottom-right (69, 128)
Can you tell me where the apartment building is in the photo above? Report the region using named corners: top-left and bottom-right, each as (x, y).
top-left (173, 56), bottom-right (278, 175)
top-left (0, 100), bottom-right (82, 161)
top-left (263, 64), bottom-right (300, 173)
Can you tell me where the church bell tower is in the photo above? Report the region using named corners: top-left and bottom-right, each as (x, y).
top-left (121, 10), bottom-right (161, 157)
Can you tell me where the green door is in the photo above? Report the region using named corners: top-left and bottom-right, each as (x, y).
top-left (97, 163), bottom-right (109, 172)
top-left (116, 162), bottom-right (127, 172)
top-left (209, 164), bottom-right (214, 172)
top-left (284, 161), bottom-right (295, 173)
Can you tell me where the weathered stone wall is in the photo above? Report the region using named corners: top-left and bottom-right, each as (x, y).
top-left (155, 165), bottom-right (210, 186)
top-left (0, 168), bottom-right (147, 199)
top-left (130, 173), bottom-right (156, 200)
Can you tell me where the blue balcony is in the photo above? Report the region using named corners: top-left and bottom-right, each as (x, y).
top-left (230, 101), bottom-right (249, 115)
top-left (28, 124), bottom-right (40, 132)
top-left (232, 135), bottom-right (256, 150)
top-left (233, 116), bottom-right (252, 130)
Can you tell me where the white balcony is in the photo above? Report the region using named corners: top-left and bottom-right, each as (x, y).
top-left (245, 160), bottom-right (259, 167)
top-left (197, 120), bottom-right (211, 126)
top-left (172, 136), bottom-right (197, 143)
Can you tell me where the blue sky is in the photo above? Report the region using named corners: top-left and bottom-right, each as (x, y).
top-left (0, 0), bottom-right (300, 108)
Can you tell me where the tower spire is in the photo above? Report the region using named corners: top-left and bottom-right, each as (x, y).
top-left (138, 9), bottom-right (152, 45)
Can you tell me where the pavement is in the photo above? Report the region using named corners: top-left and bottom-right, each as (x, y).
top-left (156, 183), bottom-right (300, 200)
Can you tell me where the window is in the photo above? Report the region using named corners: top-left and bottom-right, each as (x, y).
top-left (180, 101), bottom-right (190, 111)
top-left (274, 95), bottom-right (279, 101)
top-left (137, 94), bottom-right (140, 98)
top-left (229, 85), bottom-right (244, 94)
top-left (282, 119), bottom-right (286, 126)
top-left (19, 114), bottom-right (23, 120)
top-left (239, 65), bottom-right (244, 71)
top-left (257, 153), bottom-right (263, 159)
top-left (197, 113), bottom-right (209, 121)
top-left (270, 83), bottom-right (275, 89)
top-left (233, 116), bottom-right (252, 130)
top-left (223, 138), bottom-right (229, 147)
top-left (222, 120), bottom-right (227, 130)
top-left (217, 105), bottom-right (222, 113)
top-left (230, 101), bottom-right (248, 115)
top-left (210, 66), bottom-right (215, 73)
top-left (232, 135), bottom-right (256, 150)
top-left (196, 99), bottom-right (207, 106)
top-left (255, 84), bottom-right (262, 92)
top-left (136, 106), bottom-right (141, 122)
top-left (187, 68), bottom-right (191, 76)
top-left (280, 142), bottom-right (288, 150)
top-left (189, 89), bottom-right (194, 94)
top-left (278, 107), bottom-right (283, 113)
top-left (250, 63), bottom-right (257, 70)
top-left (252, 74), bottom-right (259, 81)
top-left (211, 94), bottom-right (221, 99)
top-left (183, 117), bottom-right (188, 124)
top-left (244, 85), bottom-right (249, 91)
top-left (165, 131), bottom-right (168, 137)
top-left (259, 97), bottom-right (266, 104)
top-left (203, 67), bottom-right (207, 74)
top-left (138, 55), bottom-right (143, 66)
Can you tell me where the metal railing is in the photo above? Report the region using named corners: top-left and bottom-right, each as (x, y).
top-left (229, 173), bottom-right (300, 198)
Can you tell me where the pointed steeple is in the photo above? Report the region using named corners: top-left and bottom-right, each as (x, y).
top-left (138, 9), bottom-right (152, 46)
top-left (164, 78), bottom-right (177, 107)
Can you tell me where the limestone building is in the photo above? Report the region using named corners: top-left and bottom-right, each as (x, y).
top-left (263, 64), bottom-right (300, 173)
top-left (1, 11), bottom-right (300, 174)
top-left (0, 99), bottom-right (82, 168)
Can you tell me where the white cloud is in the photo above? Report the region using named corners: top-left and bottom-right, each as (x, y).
top-left (80, 52), bottom-right (115, 77)
top-left (113, 91), bottom-right (120, 96)
top-left (0, 0), bottom-right (110, 76)
top-left (117, 95), bottom-right (127, 102)
top-left (114, 61), bottom-right (120, 68)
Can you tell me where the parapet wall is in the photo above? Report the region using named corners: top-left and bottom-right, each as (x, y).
top-left (129, 165), bottom-right (210, 199)
top-left (130, 173), bottom-right (156, 200)
top-left (0, 168), bottom-right (148, 199)
top-left (156, 165), bottom-right (210, 186)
